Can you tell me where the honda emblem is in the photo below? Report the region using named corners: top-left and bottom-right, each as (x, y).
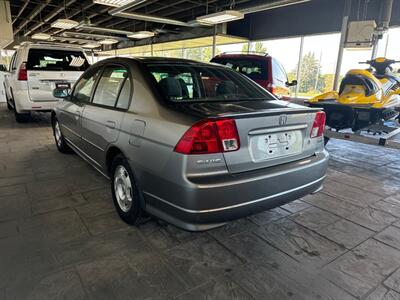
top-left (279, 114), bottom-right (288, 125)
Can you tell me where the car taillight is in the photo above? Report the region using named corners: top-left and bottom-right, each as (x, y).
top-left (18, 62), bottom-right (27, 81)
top-left (174, 118), bottom-right (240, 154)
top-left (310, 111), bottom-right (326, 138)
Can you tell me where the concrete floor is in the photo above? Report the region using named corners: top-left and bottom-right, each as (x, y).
top-left (1, 104), bottom-right (400, 300)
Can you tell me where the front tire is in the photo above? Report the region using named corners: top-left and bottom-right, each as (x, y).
top-left (52, 118), bottom-right (72, 153)
top-left (111, 154), bottom-right (142, 225)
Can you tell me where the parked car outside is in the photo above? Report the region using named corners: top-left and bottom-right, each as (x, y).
top-left (211, 53), bottom-right (297, 100)
top-left (4, 42), bottom-right (89, 122)
top-left (51, 57), bottom-right (328, 231)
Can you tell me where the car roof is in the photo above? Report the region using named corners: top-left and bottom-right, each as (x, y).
top-left (213, 53), bottom-right (271, 60)
top-left (20, 42), bottom-right (84, 52)
top-left (96, 56), bottom-right (217, 67)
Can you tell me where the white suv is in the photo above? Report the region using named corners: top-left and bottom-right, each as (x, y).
top-left (4, 42), bottom-right (89, 122)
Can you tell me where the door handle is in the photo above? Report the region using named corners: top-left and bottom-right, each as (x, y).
top-left (106, 120), bottom-right (116, 129)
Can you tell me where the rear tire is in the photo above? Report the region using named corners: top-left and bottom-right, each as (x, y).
top-left (14, 109), bottom-right (30, 123)
top-left (111, 154), bottom-right (142, 225)
top-left (52, 118), bottom-right (72, 153)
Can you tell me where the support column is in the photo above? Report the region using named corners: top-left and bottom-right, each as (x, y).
top-left (295, 36), bottom-right (304, 97)
top-left (212, 25), bottom-right (217, 57)
top-left (333, 0), bottom-right (352, 91)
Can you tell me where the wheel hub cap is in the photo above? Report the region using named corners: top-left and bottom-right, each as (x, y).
top-left (54, 121), bottom-right (62, 147)
top-left (114, 165), bottom-right (133, 212)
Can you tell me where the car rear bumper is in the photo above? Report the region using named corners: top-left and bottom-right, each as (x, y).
top-left (143, 150), bottom-right (329, 231)
top-left (13, 89), bottom-right (58, 112)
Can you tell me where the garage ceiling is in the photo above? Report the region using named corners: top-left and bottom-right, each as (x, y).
top-left (9, 0), bottom-right (310, 48)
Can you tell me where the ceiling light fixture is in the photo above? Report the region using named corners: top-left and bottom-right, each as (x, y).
top-left (99, 38), bottom-right (119, 45)
top-left (196, 10), bottom-right (244, 25)
top-left (31, 33), bottom-right (51, 40)
top-left (127, 31), bottom-right (155, 39)
top-left (51, 19), bottom-right (79, 29)
top-left (93, 0), bottom-right (137, 7)
top-left (83, 43), bottom-right (101, 49)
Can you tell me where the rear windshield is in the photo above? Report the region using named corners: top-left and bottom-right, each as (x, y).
top-left (27, 49), bottom-right (89, 71)
top-left (210, 57), bottom-right (267, 81)
top-left (146, 63), bottom-right (273, 103)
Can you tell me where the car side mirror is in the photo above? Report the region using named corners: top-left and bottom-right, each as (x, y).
top-left (53, 87), bottom-right (71, 99)
top-left (286, 80), bottom-right (297, 87)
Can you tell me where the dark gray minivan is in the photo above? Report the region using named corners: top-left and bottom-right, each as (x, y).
top-left (52, 57), bottom-right (329, 231)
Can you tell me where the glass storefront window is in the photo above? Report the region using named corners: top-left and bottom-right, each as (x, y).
top-left (258, 37), bottom-right (302, 82)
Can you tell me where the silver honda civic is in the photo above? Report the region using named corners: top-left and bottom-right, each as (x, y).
top-left (51, 57), bottom-right (329, 231)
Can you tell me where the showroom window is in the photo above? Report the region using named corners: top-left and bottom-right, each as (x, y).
top-left (257, 37), bottom-right (302, 87)
top-left (383, 27), bottom-right (400, 72)
top-left (298, 33), bottom-right (340, 97)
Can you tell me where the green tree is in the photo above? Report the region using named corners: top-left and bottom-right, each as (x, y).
top-left (295, 52), bottom-right (324, 94)
top-left (241, 42), bottom-right (267, 54)
top-left (183, 47), bottom-right (220, 62)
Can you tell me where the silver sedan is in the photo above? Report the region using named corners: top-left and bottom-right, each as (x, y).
top-left (51, 57), bottom-right (329, 231)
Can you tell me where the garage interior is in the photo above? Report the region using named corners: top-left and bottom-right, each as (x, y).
top-left (1, 0), bottom-right (400, 299)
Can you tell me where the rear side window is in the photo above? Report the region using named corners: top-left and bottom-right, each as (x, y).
top-left (211, 57), bottom-right (267, 80)
top-left (92, 66), bottom-right (129, 108)
top-left (26, 49), bottom-right (89, 71)
top-left (271, 58), bottom-right (288, 87)
top-left (147, 63), bottom-right (272, 102)
top-left (116, 77), bottom-right (131, 109)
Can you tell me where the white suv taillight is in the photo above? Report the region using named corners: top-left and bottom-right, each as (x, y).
top-left (310, 111), bottom-right (326, 138)
top-left (174, 118), bottom-right (240, 154)
top-left (18, 62), bottom-right (27, 81)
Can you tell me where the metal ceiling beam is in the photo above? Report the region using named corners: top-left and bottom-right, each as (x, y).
top-left (115, 0), bottom-right (221, 31)
top-left (240, 0), bottom-right (312, 14)
top-left (12, 0), bottom-right (30, 24)
top-left (62, 31), bottom-right (129, 40)
top-left (102, 0), bottom-right (218, 30)
top-left (24, 0), bottom-right (78, 37)
top-left (77, 25), bottom-right (134, 35)
top-left (14, 0), bottom-right (52, 35)
top-left (40, 3), bottom-right (97, 34)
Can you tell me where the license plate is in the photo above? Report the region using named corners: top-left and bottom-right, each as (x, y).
top-left (55, 82), bottom-right (71, 89)
top-left (250, 130), bottom-right (303, 162)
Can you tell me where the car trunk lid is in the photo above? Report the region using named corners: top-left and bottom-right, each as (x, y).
top-left (172, 100), bottom-right (322, 174)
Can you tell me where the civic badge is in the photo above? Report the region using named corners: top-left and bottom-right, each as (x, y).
top-left (279, 114), bottom-right (288, 125)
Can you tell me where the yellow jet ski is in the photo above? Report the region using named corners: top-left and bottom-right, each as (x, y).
top-left (308, 57), bottom-right (400, 132)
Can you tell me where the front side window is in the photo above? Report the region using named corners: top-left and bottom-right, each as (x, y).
top-left (92, 66), bottom-right (129, 108)
top-left (26, 49), bottom-right (89, 71)
top-left (147, 63), bottom-right (272, 102)
top-left (72, 69), bottom-right (101, 103)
